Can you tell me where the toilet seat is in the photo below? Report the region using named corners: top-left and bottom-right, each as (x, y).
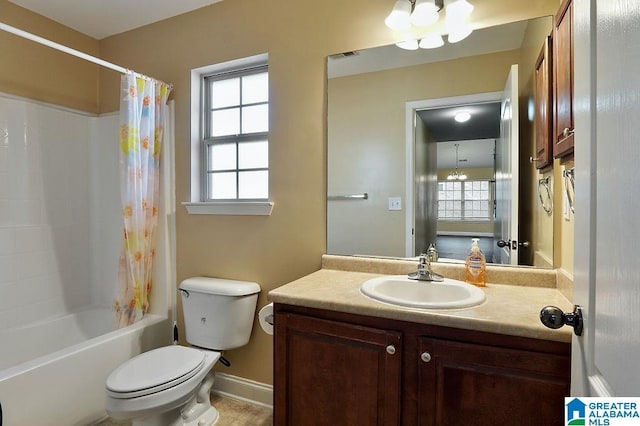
top-left (106, 346), bottom-right (205, 399)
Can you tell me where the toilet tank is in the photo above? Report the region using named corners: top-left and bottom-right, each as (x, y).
top-left (179, 277), bottom-right (260, 351)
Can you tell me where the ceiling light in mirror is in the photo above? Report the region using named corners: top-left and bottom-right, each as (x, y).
top-left (454, 111), bottom-right (471, 122)
top-left (385, 0), bottom-right (412, 31)
top-left (396, 39), bottom-right (419, 50)
top-left (419, 33), bottom-right (444, 49)
top-left (447, 21), bottom-right (473, 43)
top-left (447, 143), bottom-right (467, 180)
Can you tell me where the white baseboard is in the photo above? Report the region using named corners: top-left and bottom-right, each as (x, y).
top-left (212, 372), bottom-right (273, 409)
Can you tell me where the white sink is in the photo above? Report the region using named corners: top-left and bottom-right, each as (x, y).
top-left (360, 275), bottom-right (486, 309)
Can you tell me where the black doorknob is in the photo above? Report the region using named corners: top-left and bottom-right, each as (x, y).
top-left (496, 239), bottom-right (509, 248)
top-left (540, 305), bottom-right (584, 336)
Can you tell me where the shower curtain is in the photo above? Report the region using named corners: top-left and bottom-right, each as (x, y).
top-left (115, 72), bottom-right (171, 327)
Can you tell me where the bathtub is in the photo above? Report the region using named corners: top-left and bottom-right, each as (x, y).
top-left (0, 307), bottom-right (170, 425)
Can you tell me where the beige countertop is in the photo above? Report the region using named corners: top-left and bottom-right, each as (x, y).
top-left (268, 255), bottom-right (574, 343)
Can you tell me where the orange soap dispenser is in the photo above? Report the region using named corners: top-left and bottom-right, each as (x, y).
top-left (465, 238), bottom-right (486, 287)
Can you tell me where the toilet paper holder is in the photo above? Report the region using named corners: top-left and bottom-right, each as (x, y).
top-left (264, 314), bottom-right (274, 325)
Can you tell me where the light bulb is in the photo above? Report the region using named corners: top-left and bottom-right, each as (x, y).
top-left (419, 33), bottom-right (444, 49)
top-left (385, 0), bottom-right (412, 31)
top-left (447, 21), bottom-right (473, 43)
top-left (445, 0), bottom-right (474, 20)
top-left (454, 111), bottom-right (471, 122)
top-left (411, 0), bottom-right (440, 27)
top-left (396, 39), bottom-right (419, 50)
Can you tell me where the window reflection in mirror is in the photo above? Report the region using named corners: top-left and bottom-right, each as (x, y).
top-left (327, 16), bottom-right (555, 268)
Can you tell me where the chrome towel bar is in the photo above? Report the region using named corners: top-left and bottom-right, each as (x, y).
top-left (327, 193), bottom-right (368, 200)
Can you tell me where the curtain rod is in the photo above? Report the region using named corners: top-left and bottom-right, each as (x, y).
top-left (0, 22), bottom-right (172, 88)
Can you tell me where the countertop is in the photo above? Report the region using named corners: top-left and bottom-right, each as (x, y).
top-left (268, 255), bottom-right (574, 343)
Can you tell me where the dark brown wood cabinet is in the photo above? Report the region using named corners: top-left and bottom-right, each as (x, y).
top-left (274, 312), bottom-right (402, 426)
top-left (553, 0), bottom-right (575, 159)
top-left (274, 305), bottom-right (571, 426)
top-left (534, 35), bottom-right (554, 170)
top-left (417, 338), bottom-right (570, 426)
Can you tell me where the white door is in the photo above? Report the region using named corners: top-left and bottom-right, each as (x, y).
top-left (494, 65), bottom-right (519, 265)
top-left (572, 0), bottom-right (640, 396)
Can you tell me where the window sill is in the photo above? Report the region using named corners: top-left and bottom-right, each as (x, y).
top-left (182, 201), bottom-right (274, 216)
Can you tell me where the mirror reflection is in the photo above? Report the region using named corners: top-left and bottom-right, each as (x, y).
top-left (327, 16), bottom-right (555, 268)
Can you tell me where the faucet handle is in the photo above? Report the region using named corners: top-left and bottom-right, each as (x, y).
top-left (417, 253), bottom-right (430, 272)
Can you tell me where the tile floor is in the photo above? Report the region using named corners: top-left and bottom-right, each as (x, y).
top-left (97, 394), bottom-right (272, 426)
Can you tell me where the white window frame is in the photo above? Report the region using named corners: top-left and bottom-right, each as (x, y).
top-left (437, 179), bottom-right (492, 221)
top-left (183, 53), bottom-right (273, 216)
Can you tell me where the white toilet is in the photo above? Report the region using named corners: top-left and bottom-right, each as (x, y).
top-left (105, 277), bottom-right (261, 426)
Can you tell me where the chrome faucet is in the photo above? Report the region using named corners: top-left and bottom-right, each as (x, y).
top-left (408, 254), bottom-right (444, 282)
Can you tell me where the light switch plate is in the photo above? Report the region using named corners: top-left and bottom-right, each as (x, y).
top-left (388, 197), bottom-right (402, 211)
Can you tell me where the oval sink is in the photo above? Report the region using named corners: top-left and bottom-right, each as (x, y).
top-left (360, 275), bottom-right (486, 309)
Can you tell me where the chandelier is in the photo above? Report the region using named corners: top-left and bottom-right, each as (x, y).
top-left (447, 143), bottom-right (467, 180)
top-left (384, 0), bottom-right (474, 50)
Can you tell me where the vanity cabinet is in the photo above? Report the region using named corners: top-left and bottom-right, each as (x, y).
top-left (553, 0), bottom-right (574, 160)
top-left (274, 305), bottom-right (570, 426)
top-left (534, 35), bottom-right (554, 170)
top-left (417, 337), bottom-right (570, 425)
top-left (274, 311), bottom-right (402, 425)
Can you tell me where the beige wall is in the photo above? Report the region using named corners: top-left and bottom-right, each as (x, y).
top-left (0, 0), bottom-right (100, 112)
top-left (1, 0), bottom-right (561, 385)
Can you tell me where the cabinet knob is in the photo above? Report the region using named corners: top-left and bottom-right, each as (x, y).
top-left (386, 345), bottom-right (396, 355)
top-left (421, 352), bottom-right (432, 363)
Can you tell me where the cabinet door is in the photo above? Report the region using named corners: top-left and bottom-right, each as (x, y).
top-left (553, 0), bottom-right (574, 159)
top-left (274, 312), bottom-right (402, 426)
top-left (417, 338), bottom-right (570, 426)
top-left (535, 35), bottom-right (554, 170)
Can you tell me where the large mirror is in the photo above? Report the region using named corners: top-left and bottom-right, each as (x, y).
top-left (327, 16), bottom-right (555, 268)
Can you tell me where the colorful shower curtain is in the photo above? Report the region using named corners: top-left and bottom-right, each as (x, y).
top-left (115, 72), bottom-right (171, 327)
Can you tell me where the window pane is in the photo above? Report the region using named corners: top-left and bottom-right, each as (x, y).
top-left (239, 141), bottom-right (268, 169)
top-left (209, 172), bottom-right (237, 199)
top-left (242, 72), bottom-right (268, 104)
top-left (211, 78), bottom-right (240, 108)
top-left (239, 170), bottom-right (268, 199)
top-left (211, 108), bottom-right (240, 136)
top-left (242, 104), bottom-right (268, 134)
top-left (209, 143), bottom-right (236, 171)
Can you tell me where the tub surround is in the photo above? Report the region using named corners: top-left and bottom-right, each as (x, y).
top-left (268, 254), bottom-right (573, 343)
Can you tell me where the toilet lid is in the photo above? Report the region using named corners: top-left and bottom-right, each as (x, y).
top-left (106, 346), bottom-right (205, 397)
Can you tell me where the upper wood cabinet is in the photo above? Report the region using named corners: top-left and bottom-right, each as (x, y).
top-left (535, 35), bottom-right (554, 170)
top-left (553, 0), bottom-right (575, 159)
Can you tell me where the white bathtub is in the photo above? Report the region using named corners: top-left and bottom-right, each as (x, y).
top-left (0, 307), bottom-right (170, 425)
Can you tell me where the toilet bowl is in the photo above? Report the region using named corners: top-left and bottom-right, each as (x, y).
top-left (105, 277), bottom-right (260, 426)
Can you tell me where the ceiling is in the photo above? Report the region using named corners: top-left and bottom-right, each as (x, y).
top-left (8, 0), bottom-right (224, 39)
top-left (422, 102), bottom-right (501, 169)
top-left (328, 20), bottom-right (529, 79)
top-left (418, 102), bottom-right (501, 142)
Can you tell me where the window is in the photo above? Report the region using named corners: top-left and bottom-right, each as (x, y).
top-left (438, 180), bottom-right (491, 220)
top-left (203, 66), bottom-right (269, 201)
